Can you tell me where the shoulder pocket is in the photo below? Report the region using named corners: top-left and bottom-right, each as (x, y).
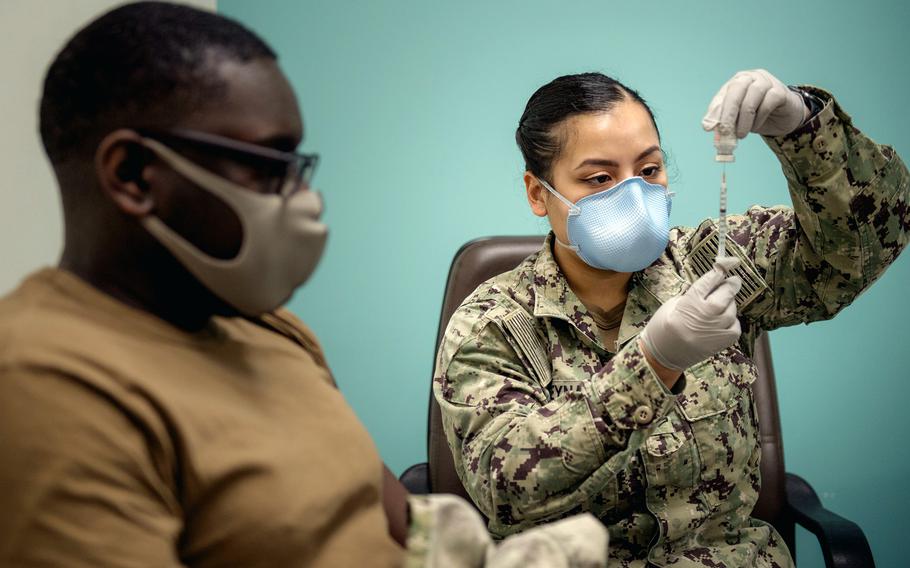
top-left (498, 308), bottom-right (552, 388)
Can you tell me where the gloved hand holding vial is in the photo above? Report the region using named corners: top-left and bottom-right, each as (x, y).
top-left (701, 69), bottom-right (812, 262)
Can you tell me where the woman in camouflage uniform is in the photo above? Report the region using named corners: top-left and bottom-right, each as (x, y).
top-left (434, 69), bottom-right (908, 567)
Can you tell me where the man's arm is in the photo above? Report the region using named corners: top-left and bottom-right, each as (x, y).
top-left (0, 370), bottom-right (183, 567)
top-left (382, 465), bottom-right (409, 548)
top-left (262, 312), bottom-right (412, 549)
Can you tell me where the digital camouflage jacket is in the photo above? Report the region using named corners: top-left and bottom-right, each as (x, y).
top-left (434, 88), bottom-right (909, 567)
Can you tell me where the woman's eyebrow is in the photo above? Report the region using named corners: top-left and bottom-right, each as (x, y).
top-left (574, 158), bottom-right (618, 170)
top-left (573, 145), bottom-right (662, 171)
top-left (636, 145), bottom-right (662, 161)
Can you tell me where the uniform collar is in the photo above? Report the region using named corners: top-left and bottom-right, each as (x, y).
top-left (532, 233), bottom-right (688, 350)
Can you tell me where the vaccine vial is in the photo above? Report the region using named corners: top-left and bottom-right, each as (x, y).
top-left (714, 123), bottom-right (736, 162)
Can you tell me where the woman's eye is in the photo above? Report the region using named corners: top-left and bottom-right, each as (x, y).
top-left (586, 174), bottom-right (611, 186)
top-left (641, 165), bottom-right (662, 177)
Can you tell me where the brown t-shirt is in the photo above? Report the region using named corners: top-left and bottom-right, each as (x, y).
top-left (0, 269), bottom-right (403, 567)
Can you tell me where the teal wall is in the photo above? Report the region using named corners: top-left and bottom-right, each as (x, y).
top-left (220, 1), bottom-right (908, 565)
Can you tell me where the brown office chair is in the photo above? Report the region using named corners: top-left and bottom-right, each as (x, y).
top-left (401, 236), bottom-right (874, 568)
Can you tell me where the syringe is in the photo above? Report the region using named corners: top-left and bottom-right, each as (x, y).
top-left (713, 124), bottom-right (735, 261)
top-left (718, 168), bottom-right (727, 259)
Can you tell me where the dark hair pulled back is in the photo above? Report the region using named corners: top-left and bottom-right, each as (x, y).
top-left (516, 72), bottom-right (659, 180)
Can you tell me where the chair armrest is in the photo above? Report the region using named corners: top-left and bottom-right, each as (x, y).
top-left (399, 462), bottom-right (430, 494)
top-left (785, 472), bottom-right (875, 568)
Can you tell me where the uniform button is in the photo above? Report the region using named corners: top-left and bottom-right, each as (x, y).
top-left (633, 405), bottom-right (654, 425)
top-left (812, 136), bottom-right (828, 152)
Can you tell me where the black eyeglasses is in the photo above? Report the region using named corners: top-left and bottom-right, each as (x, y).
top-left (138, 128), bottom-right (319, 197)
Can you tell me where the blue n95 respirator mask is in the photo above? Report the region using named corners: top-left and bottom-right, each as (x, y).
top-left (539, 176), bottom-right (673, 273)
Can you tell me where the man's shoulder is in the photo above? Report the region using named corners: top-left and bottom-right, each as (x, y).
top-left (0, 270), bottom-right (91, 366)
top-left (256, 309), bottom-right (328, 363)
top-left (0, 274), bottom-right (166, 452)
top-left (266, 308), bottom-right (320, 344)
top-left (0, 269), bottom-right (183, 396)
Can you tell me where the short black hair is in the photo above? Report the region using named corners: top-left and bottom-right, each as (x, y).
top-left (516, 72), bottom-right (659, 180)
top-left (40, 1), bottom-right (276, 166)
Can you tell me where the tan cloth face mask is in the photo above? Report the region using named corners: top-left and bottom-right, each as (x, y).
top-left (139, 137), bottom-right (328, 316)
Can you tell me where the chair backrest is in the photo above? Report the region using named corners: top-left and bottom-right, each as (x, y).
top-left (426, 236), bottom-right (788, 527)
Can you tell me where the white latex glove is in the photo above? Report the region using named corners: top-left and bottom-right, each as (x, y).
top-left (405, 494), bottom-right (608, 567)
top-left (640, 257), bottom-right (742, 372)
top-left (701, 69), bottom-right (808, 139)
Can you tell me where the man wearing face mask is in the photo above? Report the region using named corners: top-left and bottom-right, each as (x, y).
top-left (0, 3), bottom-right (608, 567)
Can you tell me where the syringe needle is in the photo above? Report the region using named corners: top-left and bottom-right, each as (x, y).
top-left (717, 166), bottom-right (727, 260)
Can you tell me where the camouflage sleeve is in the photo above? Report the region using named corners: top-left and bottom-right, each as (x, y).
top-left (435, 303), bottom-right (674, 534)
top-left (725, 86), bottom-right (909, 329)
top-left (403, 494), bottom-right (607, 567)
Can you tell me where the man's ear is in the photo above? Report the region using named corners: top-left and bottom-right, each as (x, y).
top-left (95, 129), bottom-right (155, 217)
top-left (524, 171), bottom-right (549, 218)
